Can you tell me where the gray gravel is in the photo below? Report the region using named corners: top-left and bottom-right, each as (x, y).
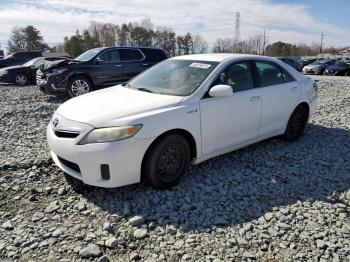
top-left (0, 76), bottom-right (349, 262)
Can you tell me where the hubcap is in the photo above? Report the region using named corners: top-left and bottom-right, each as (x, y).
top-left (15, 74), bottom-right (27, 85)
top-left (158, 143), bottom-right (184, 183)
top-left (71, 80), bottom-right (90, 96)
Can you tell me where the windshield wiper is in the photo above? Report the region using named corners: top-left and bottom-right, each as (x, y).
top-left (136, 87), bottom-right (154, 93)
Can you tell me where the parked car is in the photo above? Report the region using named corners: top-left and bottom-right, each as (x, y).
top-left (47, 54), bottom-right (318, 189)
top-left (297, 58), bottom-right (316, 69)
top-left (0, 57), bottom-right (67, 85)
top-left (277, 57), bottom-right (302, 71)
top-left (0, 51), bottom-right (42, 69)
top-left (302, 60), bottom-right (335, 75)
top-left (0, 50), bottom-right (4, 59)
top-left (37, 46), bottom-right (168, 97)
top-left (323, 60), bottom-right (350, 76)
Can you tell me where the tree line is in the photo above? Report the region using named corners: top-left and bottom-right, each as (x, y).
top-left (6, 21), bottom-right (348, 58)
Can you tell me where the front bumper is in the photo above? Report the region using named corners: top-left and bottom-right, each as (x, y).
top-left (47, 119), bottom-right (153, 188)
top-left (37, 70), bottom-right (68, 94)
top-left (302, 68), bottom-right (321, 75)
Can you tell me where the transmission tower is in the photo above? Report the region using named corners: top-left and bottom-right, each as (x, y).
top-left (234, 12), bottom-right (241, 44)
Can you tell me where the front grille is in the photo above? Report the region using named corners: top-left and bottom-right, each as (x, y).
top-left (57, 156), bottom-right (81, 173)
top-left (54, 130), bottom-right (80, 138)
top-left (36, 70), bottom-right (47, 85)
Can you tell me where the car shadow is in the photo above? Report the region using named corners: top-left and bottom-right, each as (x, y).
top-left (68, 123), bottom-right (350, 231)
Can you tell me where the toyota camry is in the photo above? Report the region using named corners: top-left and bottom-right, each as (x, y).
top-left (47, 54), bottom-right (318, 189)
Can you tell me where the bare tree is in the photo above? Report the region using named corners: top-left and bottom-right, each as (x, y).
top-left (192, 34), bottom-right (208, 54)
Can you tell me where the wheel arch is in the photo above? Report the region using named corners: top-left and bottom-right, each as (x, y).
top-left (67, 72), bottom-right (94, 88)
top-left (284, 101), bottom-right (310, 132)
top-left (140, 128), bottom-right (197, 181)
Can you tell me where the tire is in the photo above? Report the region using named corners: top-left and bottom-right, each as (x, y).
top-left (67, 76), bottom-right (92, 97)
top-left (283, 105), bottom-right (309, 141)
top-left (13, 73), bottom-right (28, 85)
top-left (142, 134), bottom-right (190, 189)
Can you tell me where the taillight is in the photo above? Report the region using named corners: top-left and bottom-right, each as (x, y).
top-left (313, 82), bottom-right (318, 92)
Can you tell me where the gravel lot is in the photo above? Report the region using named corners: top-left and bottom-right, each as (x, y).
top-left (0, 76), bottom-right (349, 262)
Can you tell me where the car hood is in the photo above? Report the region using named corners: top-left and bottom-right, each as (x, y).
top-left (326, 65), bottom-right (347, 71)
top-left (0, 65), bottom-right (28, 71)
top-left (41, 59), bottom-right (79, 71)
top-left (304, 64), bottom-right (323, 69)
top-left (57, 85), bottom-right (184, 127)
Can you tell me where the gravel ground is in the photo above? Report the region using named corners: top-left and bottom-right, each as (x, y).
top-left (0, 76), bottom-right (349, 262)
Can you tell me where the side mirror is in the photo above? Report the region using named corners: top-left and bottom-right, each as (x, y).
top-left (209, 84), bottom-right (233, 98)
top-left (95, 57), bottom-right (104, 64)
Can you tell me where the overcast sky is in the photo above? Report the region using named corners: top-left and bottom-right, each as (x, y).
top-left (0, 0), bottom-right (350, 52)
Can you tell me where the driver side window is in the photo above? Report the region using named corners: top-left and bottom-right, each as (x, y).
top-left (212, 61), bottom-right (255, 92)
top-left (98, 49), bottom-right (120, 63)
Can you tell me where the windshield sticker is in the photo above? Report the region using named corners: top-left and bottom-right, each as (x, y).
top-left (189, 63), bottom-right (212, 69)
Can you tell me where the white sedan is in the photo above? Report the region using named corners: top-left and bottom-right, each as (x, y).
top-left (47, 54), bottom-right (318, 189)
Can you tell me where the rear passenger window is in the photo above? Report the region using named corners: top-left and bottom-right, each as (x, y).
top-left (255, 61), bottom-right (284, 86)
top-left (119, 49), bottom-right (144, 61)
top-left (281, 67), bottom-right (295, 82)
top-left (212, 61), bottom-right (255, 92)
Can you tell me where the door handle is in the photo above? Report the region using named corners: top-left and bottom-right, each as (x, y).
top-left (142, 63), bottom-right (149, 66)
top-left (291, 86), bottom-right (298, 92)
top-left (115, 64), bottom-right (123, 67)
top-left (250, 96), bottom-right (260, 102)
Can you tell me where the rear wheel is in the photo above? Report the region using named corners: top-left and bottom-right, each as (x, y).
top-left (283, 105), bottom-right (309, 141)
top-left (13, 73), bottom-right (28, 85)
top-left (143, 134), bottom-right (190, 189)
top-left (67, 76), bottom-right (92, 97)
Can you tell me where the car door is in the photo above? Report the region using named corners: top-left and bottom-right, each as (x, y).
top-left (254, 60), bottom-right (300, 136)
top-left (200, 60), bottom-right (262, 155)
top-left (117, 48), bottom-right (146, 81)
top-left (92, 48), bottom-right (123, 85)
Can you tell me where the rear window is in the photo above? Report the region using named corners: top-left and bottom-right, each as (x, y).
top-left (142, 49), bottom-right (167, 62)
top-left (119, 49), bottom-right (144, 61)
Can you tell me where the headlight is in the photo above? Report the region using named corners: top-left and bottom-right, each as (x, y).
top-left (47, 68), bottom-right (68, 76)
top-left (78, 125), bottom-right (142, 145)
top-left (0, 70), bottom-right (7, 76)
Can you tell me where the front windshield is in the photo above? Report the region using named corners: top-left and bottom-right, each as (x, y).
top-left (75, 49), bottom-right (101, 62)
top-left (129, 59), bottom-right (219, 96)
top-left (24, 57), bottom-right (42, 67)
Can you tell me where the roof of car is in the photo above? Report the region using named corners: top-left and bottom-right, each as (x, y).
top-left (171, 53), bottom-right (276, 62)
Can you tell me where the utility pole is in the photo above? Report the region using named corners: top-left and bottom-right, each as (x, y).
top-left (262, 29), bottom-right (266, 55)
top-left (233, 12), bottom-right (241, 44)
top-left (320, 32), bottom-right (324, 54)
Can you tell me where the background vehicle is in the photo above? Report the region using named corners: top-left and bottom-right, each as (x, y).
top-left (37, 46), bottom-right (168, 97)
top-left (47, 54), bottom-right (317, 189)
top-left (0, 57), bottom-right (67, 85)
top-left (323, 60), bottom-right (350, 76)
top-left (277, 57), bottom-right (302, 71)
top-left (302, 59), bottom-right (335, 75)
top-left (0, 50), bottom-right (4, 59)
top-left (297, 58), bottom-right (316, 70)
top-left (0, 51), bottom-right (42, 69)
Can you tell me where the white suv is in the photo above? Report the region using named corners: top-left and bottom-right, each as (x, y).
top-left (47, 54), bottom-right (318, 189)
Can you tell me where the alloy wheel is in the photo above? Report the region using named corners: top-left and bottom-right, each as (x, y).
top-left (15, 74), bottom-right (27, 85)
top-left (70, 79), bottom-right (90, 96)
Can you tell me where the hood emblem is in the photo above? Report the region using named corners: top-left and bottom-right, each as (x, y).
top-left (52, 118), bottom-right (59, 128)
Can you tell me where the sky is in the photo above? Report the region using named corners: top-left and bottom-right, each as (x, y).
top-left (0, 0), bottom-right (349, 53)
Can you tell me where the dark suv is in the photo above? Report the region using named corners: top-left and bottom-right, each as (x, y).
top-left (0, 51), bottom-right (42, 68)
top-left (37, 46), bottom-right (167, 97)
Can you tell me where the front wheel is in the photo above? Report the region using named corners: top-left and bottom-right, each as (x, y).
top-left (13, 73), bottom-right (28, 85)
top-left (283, 105), bottom-right (309, 141)
top-left (67, 76), bottom-right (92, 97)
top-left (142, 134), bottom-right (190, 189)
